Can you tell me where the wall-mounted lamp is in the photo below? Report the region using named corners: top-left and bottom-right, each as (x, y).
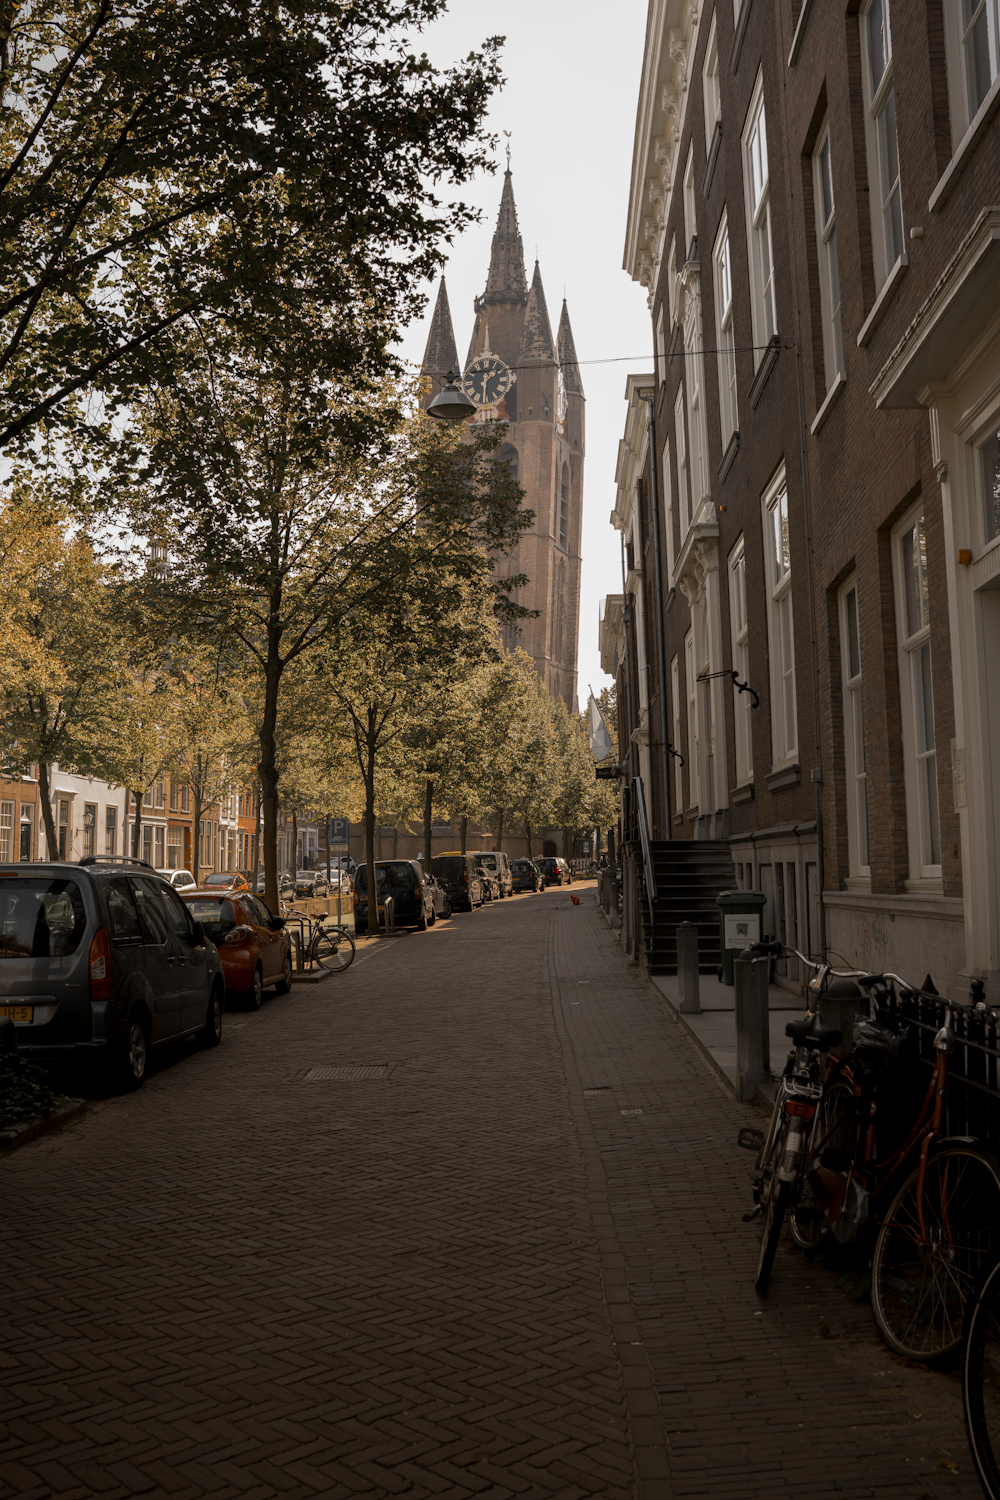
top-left (958, 549), bottom-right (973, 566)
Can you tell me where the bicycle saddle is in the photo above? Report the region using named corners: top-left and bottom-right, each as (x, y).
top-left (785, 1014), bottom-right (842, 1050)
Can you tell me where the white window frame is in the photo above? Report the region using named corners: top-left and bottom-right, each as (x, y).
top-left (714, 212), bottom-right (739, 447)
top-left (0, 800), bottom-right (13, 863)
top-left (703, 12), bottom-right (721, 145)
top-left (742, 71), bottom-right (777, 366)
top-left (892, 506), bottom-right (942, 879)
top-left (656, 304), bottom-right (666, 385)
top-left (944, 0), bottom-right (1000, 146)
top-left (729, 538), bottom-right (753, 785)
top-left (812, 118), bottom-right (845, 392)
top-left (671, 654), bottom-right (683, 815)
top-left (685, 629), bottom-right (700, 808)
top-left (976, 411), bottom-right (1000, 546)
top-left (667, 235), bottom-right (678, 326)
top-left (762, 469), bottom-right (797, 768)
top-left (860, 0), bottom-right (904, 292)
top-left (683, 143), bottom-right (697, 258)
top-left (662, 437), bottom-right (675, 576)
top-left (20, 802), bottom-right (34, 861)
top-left (675, 385), bottom-right (690, 536)
top-left (838, 574), bottom-right (870, 879)
top-left (105, 805), bottom-right (116, 856)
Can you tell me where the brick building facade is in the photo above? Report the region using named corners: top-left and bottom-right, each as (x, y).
top-left (606, 0), bottom-right (1000, 997)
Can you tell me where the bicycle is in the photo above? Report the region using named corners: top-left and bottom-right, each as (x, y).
top-left (282, 910), bottom-right (356, 974)
top-left (964, 1253), bottom-right (1000, 1497)
top-left (798, 973), bottom-right (1000, 1361)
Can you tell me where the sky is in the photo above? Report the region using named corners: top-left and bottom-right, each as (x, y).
top-left (397, 1), bottom-right (653, 712)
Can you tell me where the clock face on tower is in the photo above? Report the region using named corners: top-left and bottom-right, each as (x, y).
top-left (461, 354), bottom-right (516, 409)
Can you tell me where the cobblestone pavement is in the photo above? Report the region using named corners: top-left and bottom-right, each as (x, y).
top-left (0, 889), bottom-right (982, 1500)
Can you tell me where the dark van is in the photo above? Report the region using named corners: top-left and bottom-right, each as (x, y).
top-left (429, 853), bottom-right (485, 913)
top-left (353, 860), bottom-right (435, 933)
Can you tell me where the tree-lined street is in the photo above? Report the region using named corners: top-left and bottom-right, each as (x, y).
top-left (1, 892), bottom-right (979, 1498)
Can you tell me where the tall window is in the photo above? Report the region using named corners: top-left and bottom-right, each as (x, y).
top-left (685, 630), bottom-right (700, 807)
top-left (894, 510), bottom-right (941, 875)
top-left (58, 798), bottom-right (70, 860)
top-left (861, 0), bottom-right (903, 291)
top-left (729, 540), bottom-right (753, 785)
top-left (0, 801), bottom-right (13, 863)
top-left (154, 779), bottom-right (165, 810)
top-left (83, 802), bottom-right (97, 858)
top-left (683, 143), bottom-right (696, 257)
top-left (154, 826), bottom-right (165, 868)
top-left (945, 1), bottom-right (1000, 142)
top-left (20, 803), bottom-right (33, 860)
top-left (813, 121), bottom-right (844, 391)
top-left (105, 805), bottom-right (117, 856)
top-left (762, 472), bottom-right (797, 765)
top-left (689, 352), bottom-right (706, 514)
top-left (742, 73), bottom-right (777, 362)
top-left (979, 420), bottom-right (1000, 543)
top-left (656, 305), bottom-right (666, 384)
top-left (662, 439), bottom-right (675, 575)
top-left (703, 13), bottom-right (721, 144)
top-left (169, 781), bottom-right (178, 812)
top-left (667, 236), bottom-right (678, 325)
top-left (199, 819), bottom-right (212, 868)
top-left (839, 578), bottom-right (869, 876)
top-left (671, 655), bottom-right (683, 814)
top-left (675, 386), bottom-right (690, 534)
top-left (142, 787), bottom-right (153, 809)
top-left (181, 785), bottom-right (190, 813)
top-left (559, 463), bottom-right (569, 549)
top-left (714, 215), bottom-right (738, 446)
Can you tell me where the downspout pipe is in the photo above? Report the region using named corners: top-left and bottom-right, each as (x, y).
top-left (639, 390), bottom-right (673, 840)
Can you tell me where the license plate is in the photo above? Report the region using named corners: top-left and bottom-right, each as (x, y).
top-left (0, 1005), bottom-right (32, 1023)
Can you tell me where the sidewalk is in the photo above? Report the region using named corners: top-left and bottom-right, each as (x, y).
top-left (650, 969), bottom-right (802, 1099)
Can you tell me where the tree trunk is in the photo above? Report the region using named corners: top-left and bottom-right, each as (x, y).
top-left (259, 607), bottom-right (284, 915)
top-left (496, 809), bottom-right (504, 852)
top-left (364, 707), bottom-right (380, 936)
top-left (525, 820), bottom-right (532, 859)
top-left (131, 790), bottom-right (143, 858)
top-left (37, 763), bottom-right (58, 860)
top-left (253, 781), bottom-right (262, 890)
top-left (460, 816), bottom-right (468, 854)
top-left (423, 779), bottom-right (433, 869)
top-left (192, 770), bottom-right (204, 886)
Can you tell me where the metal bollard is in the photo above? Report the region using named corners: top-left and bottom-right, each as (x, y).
top-left (384, 896), bottom-right (396, 933)
top-left (677, 921), bottom-right (701, 1014)
top-left (735, 947), bottom-right (770, 1102)
top-left (293, 930), bottom-right (303, 973)
top-left (609, 877), bottom-right (621, 931)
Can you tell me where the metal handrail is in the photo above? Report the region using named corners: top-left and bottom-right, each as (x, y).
top-left (634, 775), bottom-right (657, 904)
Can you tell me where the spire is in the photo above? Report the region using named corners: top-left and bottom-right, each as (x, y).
top-left (480, 170), bottom-right (528, 307)
top-left (421, 277), bottom-right (460, 381)
top-left (558, 298), bottom-right (584, 397)
top-left (517, 261), bottom-right (556, 364)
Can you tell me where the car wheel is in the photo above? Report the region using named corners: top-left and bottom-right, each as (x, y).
top-left (249, 966), bottom-right (263, 1011)
top-left (443, 901), bottom-right (452, 918)
top-left (274, 954), bottom-right (293, 994)
top-left (202, 986), bottom-right (223, 1047)
top-left (121, 1009), bottom-right (150, 1089)
top-left (428, 906), bottom-right (436, 926)
top-left (416, 907), bottom-right (428, 931)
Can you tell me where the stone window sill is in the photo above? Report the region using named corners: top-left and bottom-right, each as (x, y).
top-left (787, 0), bottom-right (814, 66)
top-left (857, 254), bottom-right (908, 347)
top-left (731, 782), bottom-right (755, 805)
top-left (929, 72), bottom-right (1000, 213)
top-left (718, 429), bottom-right (740, 481)
top-left (810, 370), bottom-right (845, 435)
top-left (765, 763), bottom-right (801, 792)
top-left (905, 876), bottom-right (944, 894)
top-left (686, 805), bottom-right (700, 822)
top-left (749, 334), bottom-right (781, 409)
top-left (843, 875), bottom-right (871, 893)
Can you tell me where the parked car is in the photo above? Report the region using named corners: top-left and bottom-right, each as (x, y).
top-left (510, 858), bottom-right (542, 893)
top-left (181, 890), bottom-right (291, 1009)
top-left (429, 853), bottom-right (485, 913)
top-left (166, 869), bottom-right (197, 892)
top-left (531, 859), bottom-right (547, 890)
top-left (473, 855), bottom-right (501, 902)
top-left (425, 874), bottom-right (452, 920)
top-left (354, 860), bottom-right (435, 933)
top-left (203, 871), bottom-right (250, 892)
top-left (0, 856), bottom-right (225, 1087)
top-left (295, 869), bottom-right (329, 898)
top-left (255, 872), bottom-right (294, 896)
top-left (537, 856), bottom-right (572, 886)
top-left (472, 851), bottom-right (513, 898)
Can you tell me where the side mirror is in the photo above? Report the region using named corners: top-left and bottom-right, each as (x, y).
top-left (270, 916), bottom-right (286, 930)
top-left (191, 920), bottom-right (205, 943)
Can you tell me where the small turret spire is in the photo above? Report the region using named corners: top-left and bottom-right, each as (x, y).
top-left (480, 171), bottom-right (528, 307)
top-left (518, 261), bottom-right (556, 364)
top-left (558, 298), bottom-right (584, 397)
top-left (420, 278), bottom-right (460, 383)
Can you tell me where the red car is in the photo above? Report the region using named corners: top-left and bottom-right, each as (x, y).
top-left (182, 890), bottom-right (292, 1009)
top-left (201, 871), bottom-right (250, 892)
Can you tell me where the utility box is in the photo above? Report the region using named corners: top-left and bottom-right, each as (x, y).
top-left (717, 890), bottom-right (767, 985)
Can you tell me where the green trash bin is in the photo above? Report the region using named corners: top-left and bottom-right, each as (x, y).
top-left (717, 889), bottom-right (767, 985)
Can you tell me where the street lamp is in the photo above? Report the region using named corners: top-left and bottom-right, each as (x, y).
top-left (426, 370), bottom-right (476, 423)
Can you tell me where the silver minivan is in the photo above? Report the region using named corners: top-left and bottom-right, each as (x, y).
top-left (0, 857), bottom-right (225, 1087)
top-left (471, 851), bottom-right (513, 898)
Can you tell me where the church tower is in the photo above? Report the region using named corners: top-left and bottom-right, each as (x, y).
top-left (420, 170), bottom-right (585, 710)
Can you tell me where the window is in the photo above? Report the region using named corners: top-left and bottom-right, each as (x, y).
top-left (729, 540), bottom-right (753, 785)
top-left (762, 472), bottom-right (797, 765)
top-left (893, 510), bottom-right (941, 875)
top-left (656, 305), bottom-right (666, 384)
top-left (742, 73), bottom-right (777, 363)
top-left (154, 826), bottom-right (166, 868)
top-left (83, 803), bottom-right (97, 858)
top-left (58, 798), bottom-right (70, 861)
top-left (685, 631), bottom-right (700, 807)
top-left (839, 578), bottom-right (869, 876)
top-left (181, 784), bottom-right (190, 813)
top-left (689, 344), bottom-right (706, 514)
top-left (714, 215), bottom-right (739, 447)
top-left (683, 143), bottom-right (696, 258)
top-left (662, 438), bottom-right (675, 575)
top-left (671, 655), bottom-right (683, 814)
top-left (142, 787), bottom-right (153, 809)
top-left (105, 805), bottom-right (116, 856)
top-left (199, 819), bottom-right (212, 868)
top-left (20, 803), bottom-right (33, 861)
top-left (559, 463), bottom-right (569, 549)
top-left (980, 420), bottom-right (1000, 543)
top-left (703, 13), bottom-right (721, 144)
top-left (860, 0), bottom-right (903, 291)
top-left (944, 0), bottom-right (1000, 143)
top-left (667, 236), bottom-right (678, 325)
top-left (0, 801), bottom-right (13, 863)
top-left (154, 780), bottom-right (165, 810)
top-left (675, 385), bottom-right (690, 534)
top-left (169, 781), bottom-right (178, 812)
top-left (813, 121), bottom-right (844, 391)
top-left (142, 824), bottom-right (153, 865)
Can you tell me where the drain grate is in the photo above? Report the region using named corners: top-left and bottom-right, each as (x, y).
top-left (304, 1065), bottom-right (388, 1081)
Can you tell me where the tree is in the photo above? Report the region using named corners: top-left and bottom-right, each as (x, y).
top-left (0, 0), bottom-right (504, 455)
top-left (472, 652), bottom-right (555, 852)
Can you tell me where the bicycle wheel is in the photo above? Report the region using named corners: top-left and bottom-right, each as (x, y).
top-left (756, 1115), bottom-right (792, 1293)
top-left (315, 926), bottom-right (356, 973)
top-left (788, 1078), bottom-right (858, 1250)
top-left (872, 1144), bottom-right (1000, 1363)
top-left (964, 1256), bottom-right (1000, 1499)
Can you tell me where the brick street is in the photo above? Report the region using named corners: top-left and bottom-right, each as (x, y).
top-left (0, 888), bottom-right (980, 1499)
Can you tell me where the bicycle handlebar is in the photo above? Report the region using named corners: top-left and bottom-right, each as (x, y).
top-left (745, 942), bottom-right (925, 997)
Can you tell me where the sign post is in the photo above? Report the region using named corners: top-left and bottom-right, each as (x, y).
top-left (329, 818), bottom-right (349, 925)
